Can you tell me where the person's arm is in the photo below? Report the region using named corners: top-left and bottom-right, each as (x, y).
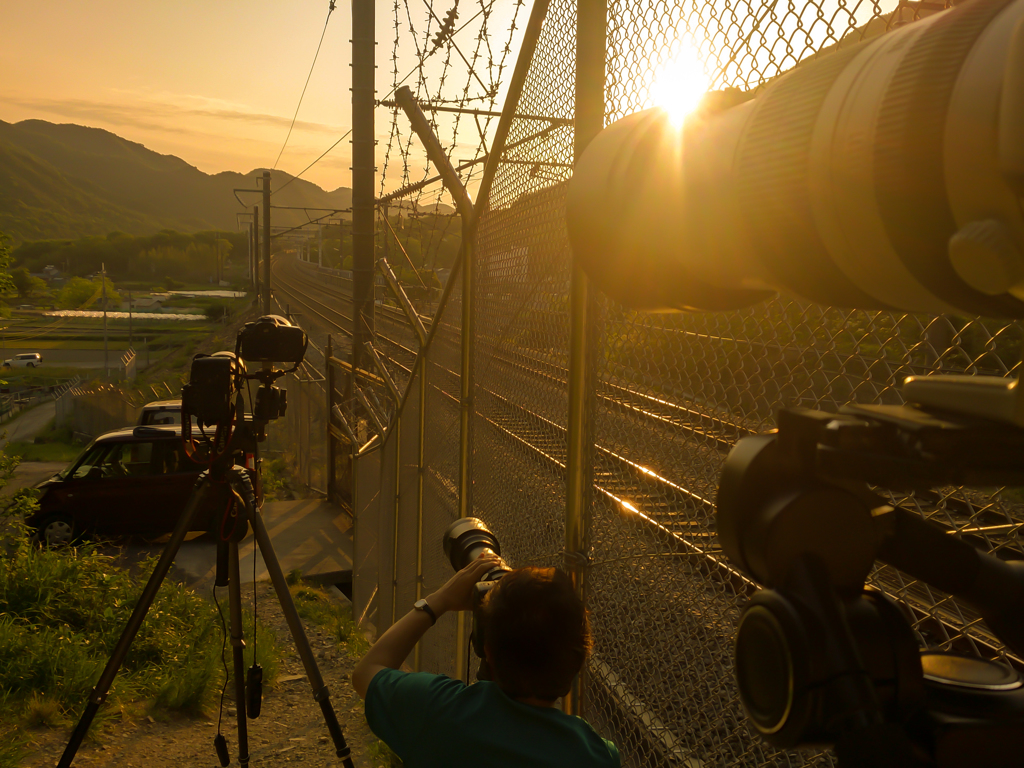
top-left (352, 553), bottom-right (500, 699)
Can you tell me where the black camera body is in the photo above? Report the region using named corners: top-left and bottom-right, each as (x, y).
top-left (180, 315), bottom-right (307, 463)
top-left (237, 315), bottom-right (307, 364)
top-left (718, 391), bottom-right (1024, 767)
top-left (181, 352), bottom-right (243, 429)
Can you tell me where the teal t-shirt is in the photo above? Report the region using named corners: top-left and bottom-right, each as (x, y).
top-left (366, 669), bottom-right (620, 768)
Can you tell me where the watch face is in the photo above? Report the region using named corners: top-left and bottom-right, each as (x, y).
top-left (414, 599), bottom-right (437, 622)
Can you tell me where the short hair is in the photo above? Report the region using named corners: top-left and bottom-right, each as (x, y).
top-left (480, 567), bottom-right (591, 701)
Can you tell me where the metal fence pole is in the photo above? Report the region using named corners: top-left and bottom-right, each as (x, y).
top-left (326, 334), bottom-right (336, 503)
top-left (253, 206), bottom-right (260, 295)
top-left (352, 0), bottom-right (376, 375)
top-left (563, 0), bottom-right (607, 718)
top-left (262, 173), bottom-right (271, 314)
top-left (413, 359), bottom-right (428, 671)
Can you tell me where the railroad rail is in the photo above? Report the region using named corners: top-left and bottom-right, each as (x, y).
top-left (273, 255), bottom-right (1024, 669)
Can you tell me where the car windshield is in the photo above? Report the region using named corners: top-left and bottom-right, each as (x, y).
top-left (63, 443), bottom-right (116, 480)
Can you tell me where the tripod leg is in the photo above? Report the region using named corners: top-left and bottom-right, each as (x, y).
top-left (228, 540), bottom-right (250, 767)
top-left (58, 477), bottom-right (213, 768)
top-left (248, 503), bottom-right (354, 768)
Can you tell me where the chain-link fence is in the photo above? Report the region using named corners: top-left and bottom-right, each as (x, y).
top-left (294, 0), bottom-right (1024, 765)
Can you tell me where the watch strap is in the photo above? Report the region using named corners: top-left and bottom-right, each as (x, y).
top-left (414, 598), bottom-right (437, 624)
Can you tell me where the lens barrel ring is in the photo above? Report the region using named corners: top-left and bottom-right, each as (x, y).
top-left (735, 590), bottom-right (813, 746)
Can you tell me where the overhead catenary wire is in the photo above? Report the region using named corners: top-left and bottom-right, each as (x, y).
top-left (271, 2), bottom-right (337, 172)
top-left (272, 129), bottom-right (352, 199)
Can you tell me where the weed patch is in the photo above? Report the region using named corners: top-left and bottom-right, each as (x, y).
top-left (0, 533), bottom-right (280, 765)
top-left (289, 584), bottom-right (368, 656)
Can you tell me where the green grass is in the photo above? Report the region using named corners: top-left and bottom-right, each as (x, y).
top-left (262, 457), bottom-right (296, 502)
top-left (3, 440), bottom-right (80, 463)
top-left (0, 528), bottom-right (281, 766)
top-left (4, 419), bottom-right (82, 463)
top-left (289, 583), bottom-right (369, 656)
top-left (1, 365), bottom-right (96, 382)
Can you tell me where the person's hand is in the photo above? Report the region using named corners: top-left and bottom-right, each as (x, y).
top-left (426, 554), bottom-right (502, 615)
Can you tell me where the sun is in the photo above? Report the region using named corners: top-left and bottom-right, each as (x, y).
top-left (650, 38), bottom-right (710, 127)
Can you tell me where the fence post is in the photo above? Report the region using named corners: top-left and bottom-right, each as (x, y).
top-left (326, 335), bottom-right (336, 503)
top-left (563, 0), bottom-right (607, 718)
top-left (351, 0), bottom-right (376, 375)
top-left (413, 362), bottom-right (428, 671)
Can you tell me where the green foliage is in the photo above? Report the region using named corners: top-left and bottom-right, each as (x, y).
top-left (289, 584), bottom-right (368, 654)
top-left (14, 231), bottom-right (248, 287)
top-left (0, 520), bottom-right (280, 762)
top-left (203, 300), bottom-right (232, 322)
top-left (261, 457), bottom-right (295, 501)
top-left (0, 233), bottom-right (15, 296)
top-left (0, 541), bottom-right (222, 709)
top-left (56, 276), bottom-right (119, 309)
top-left (10, 268), bottom-right (46, 298)
top-left (5, 416), bottom-right (81, 463)
top-left (56, 277), bottom-right (95, 308)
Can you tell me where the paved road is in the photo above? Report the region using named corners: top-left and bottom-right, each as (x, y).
top-left (0, 401), bottom-right (57, 450)
top-left (6, 349), bottom-right (133, 369)
top-left (167, 499), bottom-right (353, 587)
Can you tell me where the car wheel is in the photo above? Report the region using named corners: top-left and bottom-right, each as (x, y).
top-left (38, 514), bottom-right (76, 547)
top-left (27, 362), bottom-right (34, 368)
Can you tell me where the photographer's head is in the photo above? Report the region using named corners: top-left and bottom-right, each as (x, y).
top-left (481, 567), bottom-right (591, 702)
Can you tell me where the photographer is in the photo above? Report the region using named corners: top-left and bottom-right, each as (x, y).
top-left (352, 555), bottom-right (620, 767)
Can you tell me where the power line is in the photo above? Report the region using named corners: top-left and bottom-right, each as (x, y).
top-left (272, 128), bottom-right (352, 198)
top-left (272, 1), bottom-right (336, 171)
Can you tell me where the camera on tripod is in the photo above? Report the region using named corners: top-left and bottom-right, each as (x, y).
top-left (180, 314), bottom-right (307, 447)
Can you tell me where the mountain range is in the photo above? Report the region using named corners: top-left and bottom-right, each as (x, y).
top-left (0, 119), bottom-right (355, 244)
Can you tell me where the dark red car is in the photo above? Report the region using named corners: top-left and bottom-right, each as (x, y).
top-left (29, 425), bottom-right (261, 545)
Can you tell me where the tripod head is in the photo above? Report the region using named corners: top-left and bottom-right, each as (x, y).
top-left (717, 375), bottom-right (1024, 766)
top-left (180, 314), bottom-right (308, 459)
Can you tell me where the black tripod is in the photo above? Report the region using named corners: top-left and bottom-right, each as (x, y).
top-left (57, 459), bottom-right (355, 768)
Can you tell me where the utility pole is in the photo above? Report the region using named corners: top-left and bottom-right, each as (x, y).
top-left (352, 0), bottom-right (375, 373)
top-left (128, 289), bottom-right (133, 350)
top-left (262, 172), bottom-right (271, 314)
top-left (101, 263), bottom-right (109, 379)
top-left (253, 205), bottom-right (260, 296)
top-left (318, 224), bottom-right (323, 267)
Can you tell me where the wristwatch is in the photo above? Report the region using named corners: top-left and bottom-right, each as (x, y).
top-left (413, 598), bottom-right (438, 625)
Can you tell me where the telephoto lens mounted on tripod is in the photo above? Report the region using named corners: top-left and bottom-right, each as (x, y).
top-left (565, 0), bottom-right (1024, 763)
top-left (567, 0), bottom-right (1024, 318)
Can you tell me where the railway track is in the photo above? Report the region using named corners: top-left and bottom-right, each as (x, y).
top-left (274, 255), bottom-right (1024, 665)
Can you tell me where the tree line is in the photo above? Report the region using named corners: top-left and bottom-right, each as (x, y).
top-left (12, 230), bottom-right (248, 285)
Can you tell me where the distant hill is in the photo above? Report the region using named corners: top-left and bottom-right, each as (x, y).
top-left (0, 119), bottom-right (355, 244)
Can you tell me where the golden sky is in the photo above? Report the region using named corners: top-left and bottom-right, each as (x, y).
top-left (0, 1), bottom-right (524, 193)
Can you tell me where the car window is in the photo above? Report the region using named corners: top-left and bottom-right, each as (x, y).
top-left (146, 411), bottom-right (181, 426)
top-left (156, 441), bottom-right (193, 474)
top-left (120, 442), bottom-right (157, 476)
top-left (69, 444), bottom-right (116, 479)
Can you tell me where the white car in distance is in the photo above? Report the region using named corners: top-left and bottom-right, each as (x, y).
top-left (3, 353), bottom-right (43, 368)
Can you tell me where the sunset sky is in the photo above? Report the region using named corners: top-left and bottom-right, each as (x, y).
top-left (0, 1), bottom-right (525, 193)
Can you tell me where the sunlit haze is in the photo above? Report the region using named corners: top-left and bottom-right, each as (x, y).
top-left (650, 39), bottom-right (710, 127)
top-left (0, 1), bottom-right (523, 193)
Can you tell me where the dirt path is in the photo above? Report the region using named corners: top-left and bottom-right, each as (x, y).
top-left (19, 582), bottom-right (384, 768)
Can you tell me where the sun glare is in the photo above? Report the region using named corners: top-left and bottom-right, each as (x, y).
top-left (650, 39), bottom-right (710, 127)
